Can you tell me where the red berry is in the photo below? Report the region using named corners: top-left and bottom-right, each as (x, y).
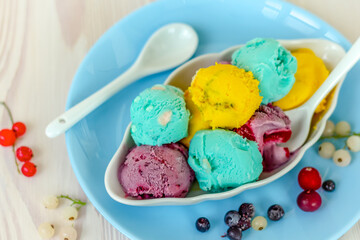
top-left (0, 129), bottom-right (16, 146)
top-left (298, 167), bottom-right (322, 190)
top-left (12, 122), bottom-right (26, 137)
top-left (297, 190), bottom-right (322, 212)
top-left (16, 146), bottom-right (33, 162)
top-left (21, 162), bottom-right (37, 177)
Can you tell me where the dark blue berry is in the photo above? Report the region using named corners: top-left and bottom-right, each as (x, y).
top-left (239, 203), bottom-right (255, 218)
top-left (267, 204), bottom-right (285, 221)
top-left (239, 215), bottom-right (251, 231)
top-left (227, 226), bottom-right (242, 240)
top-left (322, 180), bottom-right (335, 192)
top-left (196, 217), bottom-right (210, 232)
top-left (224, 210), bottom-right (241, 227)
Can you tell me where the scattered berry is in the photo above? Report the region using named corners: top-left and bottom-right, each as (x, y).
top-left (38, 222), bottom-right (55, 239)
top-left (267, 204), bottom-right (285, 221)
top-left (333, 149), bottom-right (351, 167)
top-left (42, 195), bottom-right (59, 209)
top-left (224, 210), bottom-right (241, 227)
top-left (62, 206), bottom-right (78, 221)
top-left (335, 121), bottom-right (351, 136)
top-left (59, 226), bottom-right (77, 240)
top-left (298, 167), bottom-right (322, 190)
top-left (238, 216), bottom-right (251, 231)
top-left (251, 216), bottom-right (267, 231)
top-left (346, 135), bottom-right (360, 152)
top-left (322, 180), bottom-right (336, 192)
top-left (195, 217), bottom-right (210, 232)
top-left (322, 120), bottom-right (335, 137)
top-left (16, 146), bottom-right (33, 162)
top-left (21, 162), bottom-right (37, 177)
top-left (297, 190), bottom-right (322, 212)
top-left (227, 226), bottom-right (242, 240)
top-left (12, 122), bottom-right (26, 137)
top-left (318, 142), bottom-right (335, 159)
top-left (238, 203), bottom-right (255, 218)
top-left (0, 129), bottom-right (16, 146)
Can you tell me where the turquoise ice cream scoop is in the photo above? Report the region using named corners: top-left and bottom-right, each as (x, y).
top-left (232, 38), bottom-right (297, 104)
top-left (188, 129), bottom-right (263, 193)
top-left (130, 84), bottom-right (190, 146)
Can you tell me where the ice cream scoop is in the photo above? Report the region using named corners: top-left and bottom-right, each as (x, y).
top-left (130, 84), bottom-right (189, 146)
top-left (118, 143), bottom-right (194, 198)
top-left (234, 104), bottom-right (292, 171)
top-left (231, 38), bottom-right (297, 104)
top-left (188, 129), bottom-right (263, 192)
top-left (188, 64), bottom-right (262, 129)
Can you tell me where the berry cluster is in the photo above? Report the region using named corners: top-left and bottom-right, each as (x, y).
top-left (319, 120), bottom-right (360, 167)
top-left (38, 195), bottom-right (86, 240)
top-left (196, 202), bottom-right (284, 239)
top-left (297, 167), bottom-right (335, 212)
top-left (0, 102), bottom-right (36, 177)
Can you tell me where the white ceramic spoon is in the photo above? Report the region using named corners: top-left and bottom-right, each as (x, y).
top-left (284, 37), bottom-right (360, 152)
top-left (45, 23), bottom-right (198, 138)
top-left (105, 39), bottom-right (347, 206)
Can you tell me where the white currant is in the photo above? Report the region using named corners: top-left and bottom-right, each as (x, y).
top-left (333, 149), bottom-right (351, 167)
top-left (335, 121), bottom-right (351, 136)
top-left (38, 222), bottom-right (55, 239)
top-left (62, 206), bottom-right (78, 221)
top-left (346, 135), bottom-right (360, 152)
top-left (251, 216), bottom-right (267, 231)
top-left (59, 226), bottom-right (77, 240)
top-left (318, 142), bottom-right (336, 159)
top-left (322, 120), bottom-right (335, 137)
top-left (42, 195), bottom-right (59, 209)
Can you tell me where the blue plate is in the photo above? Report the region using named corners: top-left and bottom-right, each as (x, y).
top-left (65, 0), bottom-right (360, 239)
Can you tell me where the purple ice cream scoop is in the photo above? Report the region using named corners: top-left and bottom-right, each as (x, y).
top-left (118, 143), bottom-right (194, 199)
top-left (234, 104), bottom-right (292, 171)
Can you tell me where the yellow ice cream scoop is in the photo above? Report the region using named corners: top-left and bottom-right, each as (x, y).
top-left (189, 63), bottom-right (262, 129)
top-left (274, 48), bottom-right (329, 113)
top-left (180, 90), bottom-right (210, 147)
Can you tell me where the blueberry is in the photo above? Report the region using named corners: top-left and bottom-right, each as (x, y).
top-left (227, 226), bottom-right (242, 240)
top-left (239, 203), bottom-right (255, 218)
top-left (195, 217), bottom-right (210, 232)
top-left (224, 210), bottom-right (241, 227)
top-left (267, 204), bottom-right (285, 221)
top-left (239, 215), bottom-right (251, 231)
top-left (322, 180), bottom-right (336, 192)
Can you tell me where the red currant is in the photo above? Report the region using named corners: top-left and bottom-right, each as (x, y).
top-left (21, 162), bottom-right (37, 177)
top-left (298, 167), bottom-right (322, 190)
top-left (297, 190), bottom-right (322, 212)
top-left (12, 122), bottom-right (26, 137)
top-left (16, 146), bottom-right (33, 162)
top-left (0, 129), bottom-right (16, 146)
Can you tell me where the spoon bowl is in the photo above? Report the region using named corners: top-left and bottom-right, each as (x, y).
top-left (105, 39), bottom-right (346, 206)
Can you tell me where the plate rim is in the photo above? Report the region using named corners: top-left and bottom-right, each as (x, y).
top-left (65, 0), bottom-right (356, 239)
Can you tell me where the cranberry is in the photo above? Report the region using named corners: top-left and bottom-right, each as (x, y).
top-left (298, 167), bottom-right (322, 190)
top-left (16, 146), bottom-right (33, 162)
top-left (0, 129), bottom-right (16, 146)
top-left (12, 122), bottom-right (26, 137)
top-left (21, 162), bottom-right (37, 177)
top-left (297, 190), bottom-right (322, 212)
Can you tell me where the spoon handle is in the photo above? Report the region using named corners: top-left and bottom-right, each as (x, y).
top-left (45, 65), bottom-right (143, 138)
top-left (306, 37), bottom-right (360, 110)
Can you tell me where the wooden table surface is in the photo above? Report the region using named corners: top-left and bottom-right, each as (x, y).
top-left (1, 0), bottom-right (359, 239)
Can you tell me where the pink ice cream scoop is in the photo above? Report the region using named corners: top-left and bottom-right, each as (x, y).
top-left (234, 103), bottom-right (292, 171)
top-left (118, 143), bottom-right (194, 199)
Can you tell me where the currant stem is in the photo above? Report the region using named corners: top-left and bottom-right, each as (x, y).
top-left (320, 132), bottom-right (360, 140)
top-left (0, 102), bottom-right (14, 125)
top-left (57, 195), bottom-right (87, 209)
top-left (12, 145), bottom-right (20, 173)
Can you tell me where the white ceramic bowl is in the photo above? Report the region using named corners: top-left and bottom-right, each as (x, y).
top-left (105, 39), bottom-right (346, 206)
